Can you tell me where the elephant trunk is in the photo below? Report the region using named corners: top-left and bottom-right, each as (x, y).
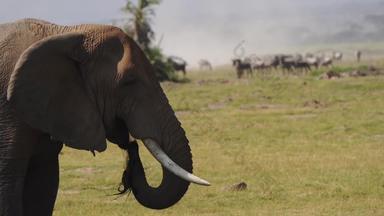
top-left (124, 114), bottom-right (193, 209)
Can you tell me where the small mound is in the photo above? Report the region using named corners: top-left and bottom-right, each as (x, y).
top-left (227, 182), bottom-right (248, 192)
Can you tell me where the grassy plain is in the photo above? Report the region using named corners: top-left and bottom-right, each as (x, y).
top-left (54, 61), bottom-right (384, 215)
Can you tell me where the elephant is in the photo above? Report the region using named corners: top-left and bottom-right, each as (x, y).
top-left (0, 18), bottom-right (209, 215)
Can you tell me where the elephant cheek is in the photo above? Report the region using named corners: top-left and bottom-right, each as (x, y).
top-left (123, 109), bottom-right (162, 141)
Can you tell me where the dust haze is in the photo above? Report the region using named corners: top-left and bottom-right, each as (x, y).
top-left (1, 0), bottom-right (384, 66)
top-left (153, 0), bottom-right (384, 66)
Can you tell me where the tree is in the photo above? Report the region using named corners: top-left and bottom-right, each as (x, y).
top-left (122, 0), bottom-right (176, 81)
top-left (122, 0), bottom-right (160, 51)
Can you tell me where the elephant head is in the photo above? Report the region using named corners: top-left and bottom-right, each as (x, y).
top-left (6, 25), bottom-right (209, 209)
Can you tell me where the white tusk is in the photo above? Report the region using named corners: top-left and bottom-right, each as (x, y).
top-left (128, 133), bottom-right (136, 142)
top-left (142, 138), bottom-right (210, 186)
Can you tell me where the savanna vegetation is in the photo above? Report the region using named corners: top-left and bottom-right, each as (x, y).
top-left (122, 0), bottom-right (176, 81)
top-left (54, 59), bottom-right (384, 215)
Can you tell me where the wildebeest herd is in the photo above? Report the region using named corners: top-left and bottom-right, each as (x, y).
top-left (168, 50), bottom-right (362, 79)
top-left (231, 51), bottom-right (346, 78)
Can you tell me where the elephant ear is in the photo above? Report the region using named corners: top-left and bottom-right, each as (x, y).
top-left (7, 33), bottom-right (107, 153)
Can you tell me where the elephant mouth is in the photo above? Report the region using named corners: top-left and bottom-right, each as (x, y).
top-left (129, 134), bottom-right (210, 186)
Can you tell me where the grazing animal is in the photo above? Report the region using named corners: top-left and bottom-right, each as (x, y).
top-left (232, 59), bottom-right (253, 78)
top-left (248, 55), bottom-right (269, 75)
top-left (254, 55), bottom-right (280, 72)
top-left (294, 61), bottom-right (311, 74)
top-left (252, 61), bottom-right (267, 75)
top-left (305, 53), bottom-right (315, 58)
top-left (320, 57), bottom-right (333, 67)
top-left (269, 55), bottom-right (280, 70)
top-left (198, 59), bottom-right (213, 70)
top-left (305, 56), bottom-right (320, 69)
top-left (356, 50), bottom-right (362, 62)
top-left (0, 18), bottom-right (209, 215)
top-left (278, 55), bottom-right (295, 74)
top-left (167, 56), bottom-right (187, 76)
top-left (294, 53), bottom-right (303, 62)
top-left (333, 51), bottom-right (343, 61)
top-left (277, 54), bottom-right (312, 75)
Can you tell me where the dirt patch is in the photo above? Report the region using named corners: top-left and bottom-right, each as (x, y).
top-left (175, 110), bottom-right (191, 117)
top-left (285, 113), bottom-right (317, 120)
top-left (303, 100), bottom-right (325, 109)
top-left (240, 104), bottom-right (288, 110)
top-left (319, 66), bottom-right (384, 80)
top-left (58, 189), bottom-right (80, 195)
top-left (207, 102), bottom-right (226, 110)
top-left (206, 97), bottom-right (233, 110)
top-left (197, 79), bottom-right (230, 86)
top-left (371, 134), bottom-right (384, 141)
top-left (319, 71), bottom-right (341, 80)
top-left (261, 95), bottom-right (273, 100)
top-left (75, 167), bottom-right (95, 175)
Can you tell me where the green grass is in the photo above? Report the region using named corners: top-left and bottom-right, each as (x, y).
top-left (54, 64), bottom-right (384, 215)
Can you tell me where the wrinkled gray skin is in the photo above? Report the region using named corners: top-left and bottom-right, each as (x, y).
top-left (0, 19), bottom-right (192, 215)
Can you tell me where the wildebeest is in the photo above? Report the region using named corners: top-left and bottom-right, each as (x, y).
top-left (277, 55), bottom-right (295, 74)
top-left (294, 61), bottom-right (311, 74)
top-left (320, 57), bottom-right (333, 67)
top-left (198, 59), bottom-right (213, 71)
top-left (306, 52), bottom-right (333, 68)
top-left (356, 50), bottom-right (362, 62)
top-left (276, 54), bottom-right (313, 75)
top-left (232, 58), bottom-right (253, 78)
top-left (252, 61), bottom-right (267, 75)
top-left (305, 56), bottom-right (320, 69)
top-left (256, 55), bottom-right (280, 70)
top-left (247, 55), bottom-right (267, 74)
top-left (248, 54), bottom-right (264, 72)
top-left (333, 51), bottom-right (343, 61)
top-left (248, 55), bottom-right (281, 76)
top-left (269, 55), bottom-right (280, 70)
top-left (292, 54), bottom-right (311, 74)
top-left (167, 56), bottom-right (187, 76)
